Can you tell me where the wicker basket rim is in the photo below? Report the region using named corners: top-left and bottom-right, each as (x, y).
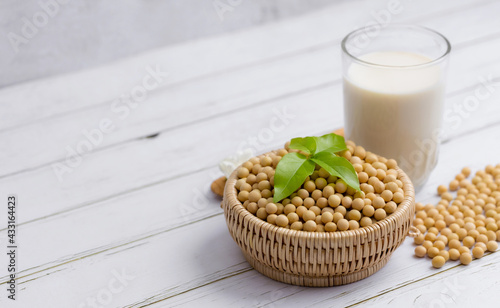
top-left (224, 151), bottom-right (415, 241)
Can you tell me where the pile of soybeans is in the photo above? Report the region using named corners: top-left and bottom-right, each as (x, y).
top-left (413, 165), bottom-right (500, 268)
top-left (234, 140), bottom-right (406, 232)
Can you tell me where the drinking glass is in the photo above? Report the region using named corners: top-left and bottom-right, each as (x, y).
top-left (341, 25), bottom-right (451, 190)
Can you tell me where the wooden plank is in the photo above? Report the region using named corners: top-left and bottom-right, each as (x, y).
top-left (0, 0), bottom-right (484, 131)
top-left (352, 252), bottom-right (500, 307)
top-left (165, 250), bottom-right (500, 307)
top-left (1, 2), bottom-right (498, 306)
top-left (2, 68), bottom-right (500, 228)
top-left (0, 167), bottom-right (224, 277)
top-left (2, 1), bottom-right (500, 179)
top-left (0, 155), bottom-right (451, 284)
top-left (0, 0), bottom-right (369, 131)
top-left (0, 215), bottom-right (249, 308)
top-left (2, 42), bottom-right (500, 227)
top-left (151, 122), bottom-right (500, 307)
top-left (0, 85), bottom-right (340, 225)
top-left (3, 115), bottom-right (500, 307)
top-left (1, 115), bottom-right (478, 285)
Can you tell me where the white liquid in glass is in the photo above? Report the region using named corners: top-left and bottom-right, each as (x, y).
top-left (344, 51), bottom-right (445, 188)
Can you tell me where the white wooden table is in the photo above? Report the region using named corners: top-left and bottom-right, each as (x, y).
top-left (1, 0), bottom-right (500, 306)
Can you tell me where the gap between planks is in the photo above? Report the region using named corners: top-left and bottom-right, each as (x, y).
top-left (2, 15), bottom-right (500, 180)
top-left (1, 78), bottom-right (499, 233)
top-left (0, 0), bottom-right (489, 134)
top-left (2, 119), bottom-right (500, 288)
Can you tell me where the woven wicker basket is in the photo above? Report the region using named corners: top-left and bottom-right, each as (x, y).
top-left (222, 152), bottom-right (415, 287)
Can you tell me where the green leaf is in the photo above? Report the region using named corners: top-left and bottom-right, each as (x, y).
top-left (311, 151), bottom-right (360, 191)
top-left (289, 136), bottom-right (316, 155)
top-left (273, 152), bottom-right (315, 202)
top-left (314, 133), bottom-right (347, 154)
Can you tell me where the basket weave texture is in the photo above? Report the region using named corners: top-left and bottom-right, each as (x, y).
top-left (222, 152), bottom-right (415, 287)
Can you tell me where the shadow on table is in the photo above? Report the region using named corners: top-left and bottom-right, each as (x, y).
top-left (192, 221), bottom-right (394, 306)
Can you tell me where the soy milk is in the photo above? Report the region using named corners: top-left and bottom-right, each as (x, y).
top-left (343, 52), bottom-right (445, 188)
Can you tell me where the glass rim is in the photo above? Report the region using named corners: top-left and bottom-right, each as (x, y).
top-left (341, 24), bottom-right (451, 69)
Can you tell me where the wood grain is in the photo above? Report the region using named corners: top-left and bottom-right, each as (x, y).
top-left (1, 0), bottom-right (499, 306)
top-left (2, 117), bottom-right (500, 307)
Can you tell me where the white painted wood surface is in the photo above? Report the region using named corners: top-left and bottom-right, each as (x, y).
top-left (0, 0), bottom-right (499, 307)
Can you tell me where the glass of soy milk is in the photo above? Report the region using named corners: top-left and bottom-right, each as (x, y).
top-left (341, 25), bottom-right (451, 191)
